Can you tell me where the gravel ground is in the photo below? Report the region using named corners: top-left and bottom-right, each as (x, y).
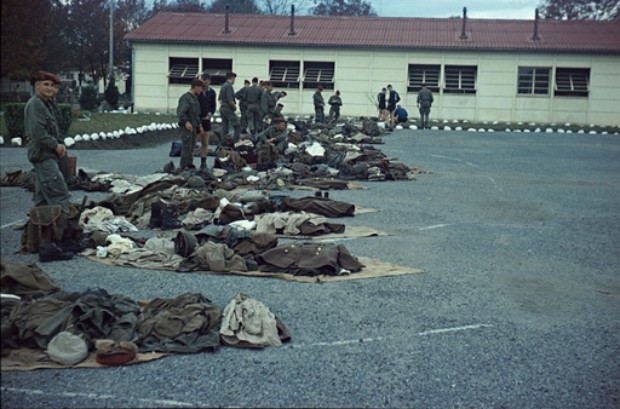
top-left (1, 128), bottom-right (619, 409)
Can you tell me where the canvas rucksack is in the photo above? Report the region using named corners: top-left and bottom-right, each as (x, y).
top-left (21, 205), bottom-right (65, 254)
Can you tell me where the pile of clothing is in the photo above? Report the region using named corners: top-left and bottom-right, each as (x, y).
top-left (1, 261), bottom-right (291, 367)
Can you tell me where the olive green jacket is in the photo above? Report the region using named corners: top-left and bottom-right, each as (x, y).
top-left (176, 91), bottom-right (201, 128)
top-left (24, 95), bottom-right (61, 163)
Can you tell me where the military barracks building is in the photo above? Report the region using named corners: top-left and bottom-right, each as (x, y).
top-left (125, 10), bottom-right (620, 126)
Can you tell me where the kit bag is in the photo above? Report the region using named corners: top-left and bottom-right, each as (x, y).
top-left (21, 205), bottom-right (65, 253)
top-left (214, 148), bottom-right (246, 172)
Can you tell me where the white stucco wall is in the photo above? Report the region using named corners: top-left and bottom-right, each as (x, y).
top-left (131, 42), bottom-right (620, 126)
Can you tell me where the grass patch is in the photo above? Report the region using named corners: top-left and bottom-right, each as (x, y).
top-left (68, 112), bottom-right (177, 135)
top-left (0, 111), bottom-right (177, 136)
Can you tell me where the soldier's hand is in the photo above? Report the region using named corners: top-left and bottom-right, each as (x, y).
top-left (185, 121), bottom-right (193, 131)
top-left (55, 144), bottom-right (66, 158)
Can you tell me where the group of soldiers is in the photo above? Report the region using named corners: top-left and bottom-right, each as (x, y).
top-left (312, 85), bottom-right (343, 124)
top-left (176, 71), bottom-right (295, 171)
top-left (176, 71), bottom-right (345, 171)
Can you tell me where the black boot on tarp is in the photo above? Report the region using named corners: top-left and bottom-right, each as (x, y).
top-left (148, 201), bottom-right (163, 229)
top-left (161, 202), bottom-right (182, 230)
top-left (59, 239), bottom-right (86, 254)
top-left (39, 243), bottom-right (74, 262)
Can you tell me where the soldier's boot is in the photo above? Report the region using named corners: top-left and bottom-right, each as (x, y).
top-left (39, 242), bottom-right (74, 262)
top-left (59, 216), bottom-right (85, 254)
top-left (148, 201), bottom-right (163, 229)
top-left (161, 202), bottom-right (182, 230)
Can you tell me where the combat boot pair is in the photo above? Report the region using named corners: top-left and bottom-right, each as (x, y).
top-left (148, 200), bottom-right (182, 230)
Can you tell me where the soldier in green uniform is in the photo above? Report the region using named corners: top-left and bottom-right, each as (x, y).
top-left (176, 78), bottom-right (203, 169)
top-left (313, 85), bottom-right (325, 123)
top-left (255, 116), bottom-right (289, 154)
top-left (260, 81), bottom-right (277, 126)
top-left (328, 90), bottom-right (343, 122)
top-left (24, 70), bottom-right (71, 213)
top-left (24, 71), bottom-right (73, 262)
top-left (218, 71), bottom-right (240, 145)
top-left (245, 77), bottom-right (264, 137)
top-left (417, 83), bottom-right (434, 129)
top-left (235, 79), bottom-right (250, 135)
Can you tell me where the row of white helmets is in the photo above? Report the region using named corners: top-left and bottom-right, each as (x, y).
top-left (0, 122), bottom-right (180, 147)
top-left (63, 122), bottom-right (179, 147)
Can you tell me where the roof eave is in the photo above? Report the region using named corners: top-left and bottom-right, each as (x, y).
top-left (125, 38), bottom-right (620, 55)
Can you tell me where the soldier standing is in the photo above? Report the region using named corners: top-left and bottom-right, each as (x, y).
top-left (24, 70), bottom-right (75, 261)
top-left (176, 78), bottom-right (203, 169)
top-left (417, 83), bottom-right (434, 129)
top-left (260, 81), bottom-right (277, 127)
top-left (245, 77), bottom-right (263, 137)
top-left (328, 90), bottom-right (343, 122)
top-left (197, 74), bottom-right (217, 169)
top-left (235, 79), bottom-right (250, 134)
top-left (218, 71), bottom-right (240, 145)
top-left (313, 84), bottom-right (325, 123)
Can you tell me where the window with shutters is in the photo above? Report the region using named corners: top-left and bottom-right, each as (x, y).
top-left (303, 61), bottom-right (335, 90)
top-left (554, 68), bottom-right (589, 97)
top-left (201, 58), bottom-right (233, 86)
top-left (518, 67), bottom-right (550, 95)
top-left (168, 57), bottom-right (199, 85)
top-left (407, 64), bottom-right (440, 93)
top-left (444, 65), bottom-right (477, 94)
top-left (269, 60), bottom-right (301, 88)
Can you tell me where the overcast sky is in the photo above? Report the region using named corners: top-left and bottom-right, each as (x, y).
top-left (368, 0), bottom-right (541, 19)
top-left (145, 1), bottom-right (543, 20)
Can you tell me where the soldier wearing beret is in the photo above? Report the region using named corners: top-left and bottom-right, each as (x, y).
top-left (24, 70), bottom-right (71, 213)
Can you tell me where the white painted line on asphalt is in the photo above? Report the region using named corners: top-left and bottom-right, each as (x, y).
top-left (0, 218), bottom-right (26, 230)
top-left (1, 387), bottom-right (208, 408)
top-left (297, 324), bottom-right (492, 349)
top-left (418, 222), bottom-right (526, 231)
top-left (486, 176), bottom-right (503, 192)
top-left (431, 154), bottom-right (482, 169)
top-left (417, 324), bottom-right (493, 336)
top-left (307, 336), bottom-right (388, 347)
top-left (431, 154), bottom-right (503, 192)
top-left (418, 223), bottom-right (458, 231)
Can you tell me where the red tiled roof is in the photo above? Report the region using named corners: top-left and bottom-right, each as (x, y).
top-left (125, 12), bottom-right (620, 54)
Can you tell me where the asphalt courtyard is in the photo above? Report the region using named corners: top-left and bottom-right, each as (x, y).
top-left (1, 128), bottom-right (619, 408)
